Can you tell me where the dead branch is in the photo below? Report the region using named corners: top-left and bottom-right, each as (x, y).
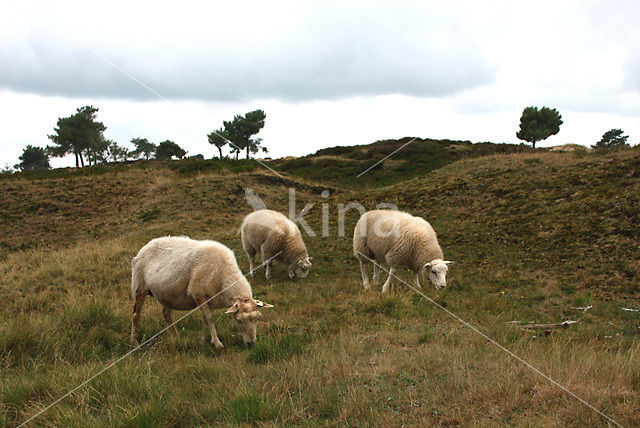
top-left (516, 320), bottom-right (578, 330)
top-left (570, 305), bottom-right (592, 311)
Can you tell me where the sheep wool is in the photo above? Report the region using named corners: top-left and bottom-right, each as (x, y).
top-left (240, 209), bottom-right (312, 280)
top-left (353, 210), bottom-right (452, 292)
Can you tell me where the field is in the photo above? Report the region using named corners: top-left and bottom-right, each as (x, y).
top-left (1, 140), bottom-right (639, 427)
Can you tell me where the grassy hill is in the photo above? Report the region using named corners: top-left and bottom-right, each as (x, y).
top-left (271, 137), bottom-right (533, 187)
top-left (1, 142), bottom-right (639, 426)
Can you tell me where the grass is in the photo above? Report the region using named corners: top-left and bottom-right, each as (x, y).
top-left (1, 144), bottom-right (640, 426)
top-left (271, 137), bottom-right (533, 188)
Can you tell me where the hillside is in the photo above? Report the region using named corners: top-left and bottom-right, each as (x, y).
top-left (1, 144), bottom-right (640, 426)
top-left (271, 137), bottom-right (533, 187)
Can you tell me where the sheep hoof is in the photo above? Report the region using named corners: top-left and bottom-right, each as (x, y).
top-left (212, 340), bottom-right (224, 349)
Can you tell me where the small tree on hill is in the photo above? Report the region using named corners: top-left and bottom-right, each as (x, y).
top-left (85, 137), bottom-right (110, 166)
top-left (47, 105), bottom-right (106, 167)
top-left (516, 106), bottom-right (563, 149)
top-left (592, 129), bottom-right (629, 149)
top-left (155, 140), bottom-right (186, 160)
top-left (105, 141), bottom-right (130, 162)
top-left (16, 145), bottom-right (50, 171)
top-left (130, 138), bottom-right (157, 160)
top-left (220, 109), bottom-right (267, 159)
top-left (207, 128), bottom-right (228, 158)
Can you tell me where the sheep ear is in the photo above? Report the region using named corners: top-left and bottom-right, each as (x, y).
top-left (444, 261), bottom-right (454, 265)
top-left (225, 302), bottom-right (240, 314)
top-left (424, 262), bottom-right (431, 268)
top-left (308, 257), bottom-right (313, 261)
top-left (255, 300), bottom-right (274, 308)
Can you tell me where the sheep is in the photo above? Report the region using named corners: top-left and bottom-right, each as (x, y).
top-left (353, 210), bottom-right (453, 293)
top-left (240, 209), bottom-right (312, 280)
top-left (130, 236), bottom-right (273, 348)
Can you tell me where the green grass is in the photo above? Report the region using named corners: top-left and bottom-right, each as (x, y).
top-left (1, 144), bottom-right (640, 426)
top-left (246, 334), bottom-right (305, 364)
top-left (271, 137), bottom-right (533, 188)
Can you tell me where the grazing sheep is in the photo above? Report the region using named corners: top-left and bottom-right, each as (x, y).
top-left (130, 236), bottom-right (273, 348)
top-left (240, 209), bottom-right (312, 280)
top-left (353, 210), bottom-right (453, 293)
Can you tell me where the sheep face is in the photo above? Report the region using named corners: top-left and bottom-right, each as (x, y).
top-left (289, 257), bottom-right (312, 279)
top-left (423, 259), bottom-right (454, 290)
top-left (226, 298), bottom-right (274, 347)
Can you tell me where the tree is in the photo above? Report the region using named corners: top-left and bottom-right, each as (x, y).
top-left (85, 137), bottom-right (110, 166)
top-left (15, 145), bottom-right (50, 171)
top-left (516, 106), bottom-right (563, 149)
top-left (229, 143), bottom-right (241, 160)
top-left (221, 109), bottom-right (267, 159)
top-left (130, 138), bottom-right (158, 160)
top-left (47, 106), bottom-right (106, 167)
top-left (249, 137), bottom-right (268, 156)
top-left (105, 141), bottom-right (130, 162)
top-left (592, 129), bottom-right (629, 149)
top-left (155, 140), bottom-right (186, 160)
top-left (207, 128), bottom-right (228, 158)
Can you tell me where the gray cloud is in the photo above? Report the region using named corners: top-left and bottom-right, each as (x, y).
top-left (0, 3), bottom-right (496, 102)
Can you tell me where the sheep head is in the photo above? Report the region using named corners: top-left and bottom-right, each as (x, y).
top-left (289, 256), bottom-right (312, 279)
top-left (225, 298), bottom-right (273, 347)
top-left (422, 259), bottom-right (454, 290)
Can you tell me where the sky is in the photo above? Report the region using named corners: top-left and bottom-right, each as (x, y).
top-left (1, 0), bottom-right (639, 168)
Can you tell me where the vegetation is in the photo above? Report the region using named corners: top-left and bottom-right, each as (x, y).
top-left (47, 106), bottom-right (107, 167)
top-left (272, 137), bottom-right (533, 188)
top-left (593, 128), bottom-right (630, 149)
top-left (207, 128), bottom-right (228, 159)
top-left (15, 145), bottom-right (50, 171)
top-left (516, 106), bottom-right (563, 148)
top-left (130, 138), bottom-right (158, 160)
top-left (155, 140), bottom-right (186, 160)
top-left (1, 143), bottom-right (640, 426)
top-left (211, 109), bottom-right (267, 159)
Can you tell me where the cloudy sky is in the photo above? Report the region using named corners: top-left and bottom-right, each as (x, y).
top-left (1, 0), bottom-right (639, 168)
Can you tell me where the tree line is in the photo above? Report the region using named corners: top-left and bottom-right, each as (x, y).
top-left (11, 106), bottom-right (267, 171)
top-left (8, 104), bottom-right (634, 172)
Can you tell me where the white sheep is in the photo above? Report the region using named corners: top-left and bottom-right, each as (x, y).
top-left (353, 210), bottom-right (453, 293)
top-left (240, 209), bottom-right (312, 280)
top-left (130, 236), bottom-right (273, 348)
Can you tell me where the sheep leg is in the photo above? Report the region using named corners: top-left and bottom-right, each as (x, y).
top-left (358, 259), bottom-right (370, 289)
top-left (194, 296), bottom-right (224, 349)
top-left (261, 245), bottom-right (271, 281)
top-left (163, 306), bottom-right (179, 337)
top-left (130, 293), bottom-right (146, 345)
top-left (248, 253), bottom-right (256, 278)
top-left (414, 273), bottom-right (422, 289)
top-left (244, 245), bottom-right (256, 278)
top-left (198, 316), bottom-right (207, 344)
top-left (381, 267), bottom-right (397, 294)
top-left (372, 263), bottom-right (380, 285)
